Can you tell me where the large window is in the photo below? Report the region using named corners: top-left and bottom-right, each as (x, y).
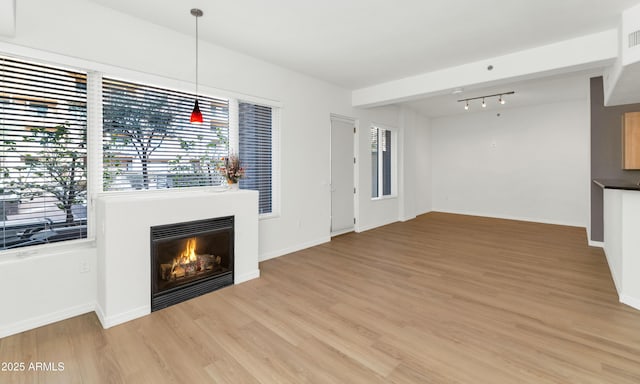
top-left (239, 102), bottom-right (274, 215)
top-left (371, 125), bottom-right (395, 198)
top-left (102, 78), bottom-right (229, 191)
top-left (1, 55), bottom-right (279, 252)
top-left (1, 57), bottom-right (88, 250)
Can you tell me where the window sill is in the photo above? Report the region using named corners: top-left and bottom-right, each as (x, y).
top-left (0, 237), bottom-right (96, 263)
top-left (371, 195), bottom-right (398, 201)
top-left (259, 212), bottom-right (280, 221)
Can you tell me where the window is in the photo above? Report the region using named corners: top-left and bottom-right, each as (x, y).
top-left (371, 125), bottom-right (395, 198)
top-left (102, 78), bottom-right (229, 191)
top-left (238, 102), bottom-right (274, 215)
top-left (0, 56), bottom-right (88, 251)
top-left (0, 53), bottom-right (280, 252)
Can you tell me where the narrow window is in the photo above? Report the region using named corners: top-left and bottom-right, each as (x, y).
top-left (370, 125), bottom-right (395, 198)
top-left (238, 102), bottom-right (274, 215)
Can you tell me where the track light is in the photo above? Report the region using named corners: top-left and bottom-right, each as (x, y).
top-left (458, 91), bottom-right (514, 111)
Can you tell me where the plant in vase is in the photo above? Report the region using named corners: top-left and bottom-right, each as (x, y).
top-left (217, 154), bottom-right (245, 189)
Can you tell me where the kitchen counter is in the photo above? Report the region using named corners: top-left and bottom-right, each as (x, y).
top-left (593, 179), bottom-right (640, 191)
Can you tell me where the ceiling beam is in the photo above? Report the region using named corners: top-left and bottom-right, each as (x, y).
top-left (603, 3), bottom-right (640, 106)
top-left (352, 29), bottom-right (618, 108)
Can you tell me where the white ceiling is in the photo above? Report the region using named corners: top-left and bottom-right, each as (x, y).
top-left (90, 0), bottom-right (636, 89)
top-left (89, 0), bottom-right (637, 117)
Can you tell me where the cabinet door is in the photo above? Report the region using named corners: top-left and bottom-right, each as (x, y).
top-left (623, 112), bottom-right (640, 170)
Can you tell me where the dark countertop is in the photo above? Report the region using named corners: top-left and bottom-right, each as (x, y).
top-left (593, 179), bottom-right (640, 191)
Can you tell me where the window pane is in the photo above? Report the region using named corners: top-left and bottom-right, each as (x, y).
top-left (371, 126), bottom-right (378, 198)
top-left (239, 102), bottom-right (272, 214)
top-left (1, 56), bottom-right (88, 250)
top-left (382, 129), bottom-right (392, 196)
top-left (102, 78), bottom-right (229, 191)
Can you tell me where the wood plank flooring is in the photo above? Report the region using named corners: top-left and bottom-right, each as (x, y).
top-left (2, 212), bottom-right (640, 383)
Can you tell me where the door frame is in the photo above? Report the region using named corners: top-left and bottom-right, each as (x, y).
top-left (330, 113), bottom-right (358, 237)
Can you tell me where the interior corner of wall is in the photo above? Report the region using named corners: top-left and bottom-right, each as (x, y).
top-left (603, 59), bottom-right (623, 106)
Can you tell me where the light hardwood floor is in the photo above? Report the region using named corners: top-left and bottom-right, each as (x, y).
top-left (2, 212), bottom-right (640, 383)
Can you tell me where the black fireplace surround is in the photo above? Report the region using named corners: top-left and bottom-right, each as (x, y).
top-left (150, 216), bottom-right (234, 311)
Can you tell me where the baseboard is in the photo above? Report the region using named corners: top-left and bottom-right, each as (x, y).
top-left (588, 240), bottom-right (604, 248)
top-left (259, 236), bottom-right (330, 262)
top-left (95, 304), bottom-right (149, 329)
top-left (356, 218), bottom-right (398, 233)
top-left (621, 295), bottom-right (640, 311)
top-left (415, 209), bottom-right (432, 218)
top-left (432, 208), bottom-right (586, 228)
top-left (331, 227), bottom-right (354, 237)
top-left (0, 302), bottom-right (95, 338)
top-left (235, 269), bottom-right (260, 284)
top-left (399, 214), bottom-right (416, 223)
top-left (94, 303), bottom-right (107, 328)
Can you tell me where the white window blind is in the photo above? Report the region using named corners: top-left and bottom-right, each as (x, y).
top-left (102, 78), bottom-right (229, 191)
top-left (238, 102), bottom-right (272, 214)
top-left (0, 56), bottom-right (88, 250)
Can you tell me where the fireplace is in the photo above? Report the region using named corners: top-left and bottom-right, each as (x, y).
top-left (150, 216), bottom-right (234, 311)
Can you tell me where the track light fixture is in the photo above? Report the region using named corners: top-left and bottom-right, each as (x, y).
top-left (458, 91), bottom-right (515, 111)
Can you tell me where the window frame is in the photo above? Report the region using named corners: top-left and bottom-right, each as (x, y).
top-left (0, 55), bottom-right (90, 252)
top-left (370, 124), bottom-right (398, 200)
top-left (100, 76), bottom-right (230, 192)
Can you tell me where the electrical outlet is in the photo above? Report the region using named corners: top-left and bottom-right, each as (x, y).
top-left (79, 260), bottom-right (90, 274)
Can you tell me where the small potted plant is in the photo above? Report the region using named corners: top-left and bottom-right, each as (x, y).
top-left (217, 154), bottom-right (245, 189)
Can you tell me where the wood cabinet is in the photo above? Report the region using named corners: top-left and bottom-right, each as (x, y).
top-left (623, 112), bottom-right (640, 170)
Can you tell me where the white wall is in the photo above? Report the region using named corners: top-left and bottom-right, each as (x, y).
top-left (399, 107), bottom-right (432, 220)
top-left (0, 244), bottom-right (97, 337)
top-left (603, 188), bottom-right (640, 311)
top-left (415, 117), bottom-right (432, 215)
top-left (604, 189), bottom-right (623, 292)
top-left (352, 105), bottom-right (431, 231)
top-left (431, 100), bottom-right (589, 227)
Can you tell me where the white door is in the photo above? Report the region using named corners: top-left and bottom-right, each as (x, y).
top-left (330, 116), bottom-right (355, 236)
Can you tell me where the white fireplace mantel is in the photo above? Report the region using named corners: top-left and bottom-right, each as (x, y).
top-left (95, 189), bottom-right (259, 328)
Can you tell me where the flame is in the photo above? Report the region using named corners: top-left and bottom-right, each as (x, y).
top-left (181, 238), bottom-right (197, 262)
top-left (171, 238), bottom-right (197, 272)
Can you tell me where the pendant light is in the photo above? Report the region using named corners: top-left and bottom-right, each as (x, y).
top-left (190, 8), bottom-right (203, 123)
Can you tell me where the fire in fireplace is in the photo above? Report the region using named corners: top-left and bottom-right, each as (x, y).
top-left (151, 216), bottom-right (234, 311)
top-left (159, 237), bottom-right (222, 282)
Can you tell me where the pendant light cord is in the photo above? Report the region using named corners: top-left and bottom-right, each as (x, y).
top-left (195, 13), bottom-right (199, 99)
